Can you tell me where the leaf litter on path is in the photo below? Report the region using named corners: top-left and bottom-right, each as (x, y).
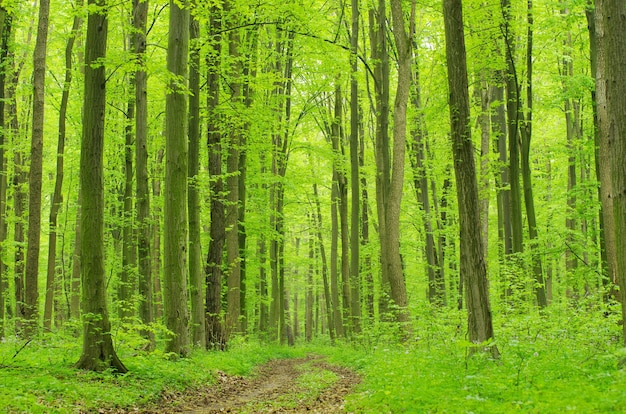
top-left (114, 355), bottom-right (360, 413)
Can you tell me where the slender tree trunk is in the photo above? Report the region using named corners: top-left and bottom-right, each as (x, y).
top-left (133, 0), bottom-right (154, 349)
top-left (349, 0), bottom-right (361, 334)
top-left (520, 0), bottom-right (547, 307)
top-left (205, 5), bottom-right (225, 350)
top-left (163, 0), bottom-right (190, 357)
top-left (305, 225), bottom-right (314, 342)
top-left (76, 0), bottom-right (127, 372)
top-left (330, 171), bottom-right (344, 337)
top-left (443, 0), bottom-right (498, 357)
top-left (44, 2), bottom-right (82, 330)
top-left (188, 10), bottom-right (205, 348)
top-left (151, 148), bottom-right (164, 320)
top-left (313, 183), bottom-right (335, 342)
top-left (225, 9), bottom-right (242, 337)
top-left (0, 8), bottom-right (8, 338)
top-left (24, 0), bottom-right (51, 336)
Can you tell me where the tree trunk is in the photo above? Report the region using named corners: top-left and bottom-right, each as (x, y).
top-left (44, 1), bottom-right (82, 330)
top-left (205, 5), bottom-right (225, 350)
top-left (151, 148), bottom-right (164, 320)
top-left (521, 0), bottom-right (547, 307)
top-left (163, 0), bottom-right (190, 357)
top-left (443, 0), bottom-right (498, 357)
top-left (188, 10), bottom-right (205, 348)
top-left (313, 183), bottom-right (335, 342)
top-left (24, 0), bottom-right (51, 336)
top-left (76, 0), bottom-right (127, 372)
top-left (0, 8), bottom-right (8, 338)
top-left (594, 0), bottom-right (626, 345)
top-left (133, 0), bottom-right (154, 349)
top-left (349, 0), bottom-right (361, 334)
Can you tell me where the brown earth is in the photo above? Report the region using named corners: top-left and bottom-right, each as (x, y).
top-left (111, 355), bottom-right (360, 413)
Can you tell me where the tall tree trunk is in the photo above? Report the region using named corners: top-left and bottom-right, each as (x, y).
top-left (24, 0), bottom-right (51, 336)
top-left (520, 0), bottom-right (547, 307)
top-left (133, 0), bottom-right (154, 349)
top-left (443, 0), bottom-right (498, 357)
top-left (205, 5), bottom-right (225, 350)
top-left (313, 182), bottom-right (335, 342)
top-left (594, 0), bottom-right (626, 345)
top-left (76, 0), bottom-right (127, 372)
top-left (586, 5), bottom-right (616, 297)
top-left (188, 9), bottom-right (205, 348)
top-left (119, 92), bottom-right (136, 321)
top-left (44, 1), bottom-right (83, 330)
top-left (384, 0), bottom-right (414, 326)
top-left (151, 148), bottom-right (164, 320)
top-left (349, 0), bottom-right (361, 334)
top-left (163, 0), bottom-right (190, 357)
top-left (501, 0), bottom-right (524, 256)
top-left (330, 168), bottom-right (344, 337)
top-left (225, 8), bottom-right (242, 338)
top-left (0, 8), bottom-right (8, 338)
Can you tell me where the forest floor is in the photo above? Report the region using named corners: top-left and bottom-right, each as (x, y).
top-left (115, 355), bottom-right (360, 413)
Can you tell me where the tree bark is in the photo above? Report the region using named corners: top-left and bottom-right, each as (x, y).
top-left (133, 0), bottom-right (154, 349)
top-left (24, 0), bottom-right (51, 336)
top-left (443, 0), bottom-right (498, 357)
top-left (595, 0), bottom-right (626, 344)
top-left (163, 0), bottom-right (190, 357)
top-left (76, 0), bottom-right (127, 372)
top-left (188, 10), bottom-right (205, 348)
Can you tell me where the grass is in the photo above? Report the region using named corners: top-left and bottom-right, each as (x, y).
top-left (2, 301), bottom-right (626, 413)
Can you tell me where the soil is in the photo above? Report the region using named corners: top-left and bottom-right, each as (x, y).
top-left (113, 355), bottom-right (360, 413)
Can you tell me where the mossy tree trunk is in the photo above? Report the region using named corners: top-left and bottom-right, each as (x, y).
top-left (76, 0), bottom-right (127, 373)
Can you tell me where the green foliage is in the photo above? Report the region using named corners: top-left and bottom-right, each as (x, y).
top-left (341, 305), bottom-right (626, 413)
top-left (0, 332), bottom-right (304, 413)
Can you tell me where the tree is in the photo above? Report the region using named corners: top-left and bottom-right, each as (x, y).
top-left (163, 0), bottom-right (190, 357)
top-left (188, 4), bottom-right (205, 348)
top-left (24, 0), bottom-right (50, 336)
top-left (44, 0), bottom-right (83, 330)
top-left (133, 0), bottom-right (154, 348)
top-left (0, 7), bottom-right (9, 338)
top-left (443, 0), bottom-right (498, 357)
top-left (595, 0), bottom-right (626, 344)
top-left (76, 0), bottom-right (127, 372)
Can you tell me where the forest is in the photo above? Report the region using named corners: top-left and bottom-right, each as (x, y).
top-left (1, 0), bottom-right (626, 412)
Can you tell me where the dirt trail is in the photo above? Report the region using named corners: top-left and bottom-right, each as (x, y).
top-left (127, 356), bottom-right (360, 413)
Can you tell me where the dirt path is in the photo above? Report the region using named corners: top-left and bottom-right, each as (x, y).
top-left (131, 356), bottom-right (360, 413)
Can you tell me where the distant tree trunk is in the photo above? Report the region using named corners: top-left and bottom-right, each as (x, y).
top-left (330, 167), bottom-right (344, 337)
top-left (70, 193), bottom-right (81, 320)
top-left (501, 0), bottom-right (524, 256)
top-left (76, 0), bottom-right (127, 372)
top-left (443, 0), bottom-right (498, 357)
top-left (163, 0), bottom-right (190, 357)
top-left (0, 8), bottom-right (8, 338)
top-left (305, 225), bottom-right (314, 342)
top-left (313, 183), bottom-right (335, 342)
top-left (594, 0), bottom-right (626, 344)
top-left (205, 5), bottom-right (225, 350)
top-left (224, 7), bottom-right (242, 338)
top-left (133, 0), bottom-right (154, 349)
top-left (561, 6), bottom-right (580, 293)
top-left (188, 10), bottom-right (205, 348)
top-left (349, 0), bottom-right (361, 334)
top-left (409, 48), bottom-right (445, 306)
top-left (44, 2), bottom-right (82, 330)
top-left (520, 0), bottom-right (547, 307)
top-left (151, 148), bottom-right (164, 320)
top-left (330, 84), bottom-right (345, 337)
top-left (119, 90), bottom-right (136, 321)
top-left (359, 108), bottom-right (374, 320)
top-left (24, 0), bottom-right (51, 336)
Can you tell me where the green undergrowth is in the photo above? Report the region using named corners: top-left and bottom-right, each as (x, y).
top-left (328, 302), bottom-right (626, 413)
top-left (0, 333), bottom-right (306, 413)
top-left (2, 302), bottom-right (626, 413)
